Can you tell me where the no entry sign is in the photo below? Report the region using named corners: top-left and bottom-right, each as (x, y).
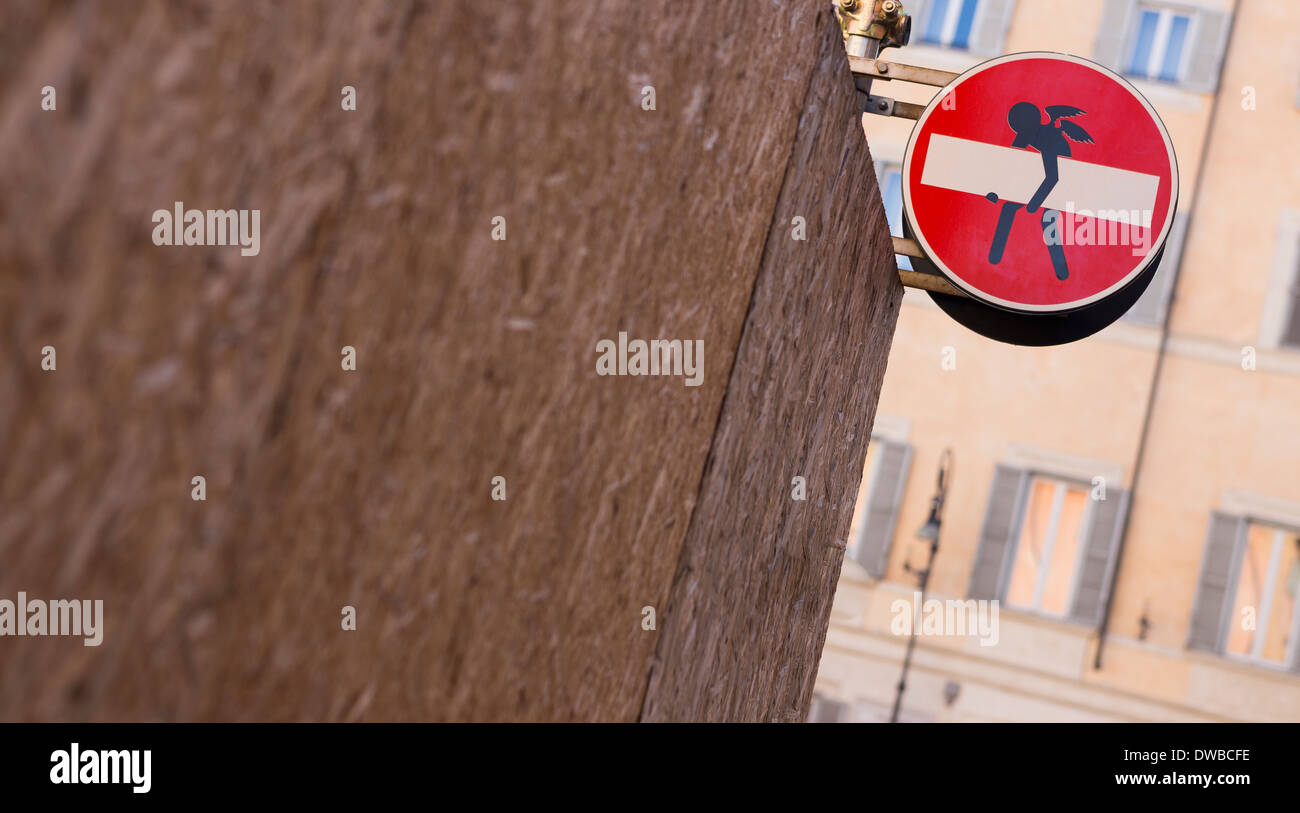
top-left (903, 52), bottom-right (1178, 315)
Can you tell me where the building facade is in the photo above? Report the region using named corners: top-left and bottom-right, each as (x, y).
top-left (813, 0), bottom-right (1300, 722)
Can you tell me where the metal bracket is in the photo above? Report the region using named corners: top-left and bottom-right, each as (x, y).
top-left (853, 58), bottom-right (959, 119)
top-left (849, 56), bottom-right (961, 89)
top-left (892, 237), bottom-right (967, 298)
top-left (836, 2), bottom-right (969, 296)
top-left (865, 93), bottom-right (894, 116)
top-left (838, 0), bottom-right (960, 119)
top-left (837, 2), bottom-right (968, 295)
top-left (863, 93), bottom-right (927, 119)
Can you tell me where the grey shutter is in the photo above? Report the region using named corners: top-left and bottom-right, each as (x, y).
top-left (1069, 489), bottom-right (1129, 624)
top-left (1281, 237), bottom-right (1300, 348)
top-left (809, 696), bottom-right (847, 723)
top-left (1187, 511), bottom-right (1244, 652)
top-left (968, 0), bottom-right (1015, 56)
top-left (1293, 605), bottom-right (1300, 674)
top-left (853, 440), bottom-right (913, 577)
top-left (905, 0), bottom-right (930, 46)
top-left (1125, 212), bottom-right (1189, 325)
top-left (1182, 11), bottom-right (1231, 93)
top-left (1292, 580), bottom-right (1300, 673)
top-left (1092, 0), bottom-right (1137, 72)
top-left (968, 465), bottom-right (1028, 600)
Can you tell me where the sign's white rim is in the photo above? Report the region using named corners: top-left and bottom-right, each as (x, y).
top-left (901, 51), bottom-right (1180, 314)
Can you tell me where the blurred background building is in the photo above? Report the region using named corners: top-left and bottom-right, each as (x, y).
top-left (812, 0), bottom-right (1300, 722)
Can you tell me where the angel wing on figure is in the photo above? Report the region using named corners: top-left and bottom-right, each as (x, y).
top-left (1045, 104), bottom-right (1095, 145)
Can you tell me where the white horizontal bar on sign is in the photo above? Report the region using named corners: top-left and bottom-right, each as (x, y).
top-left (919, 134), bottom-right (1159, 228)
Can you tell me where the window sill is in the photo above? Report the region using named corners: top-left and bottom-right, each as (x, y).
top-left (995, 603), bottom-right (1099, 634)
top-left (1221, 652), bottom-right (1297, 673)
top-left (1184, 647), bottom-right (1300, 681)
top-left (1166, 333), bottom-right (1300, 376)
top-left (1122, 75), bottom-right (1206, 113)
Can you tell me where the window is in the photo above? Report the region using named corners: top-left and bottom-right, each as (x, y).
top-left (1003, 477), bottom-right (1092, 616)
top-left (1094, 3), bottom-right (1229, 93)
top-left (877, 163), bottom-right (912, 271)
top-left (1190, 512), bottom-right (1300, 670)
top-left (1223, 523), bottom-right (1300, 667)
top-left (1126, 5), bottom-right (1194, 82)
top-left (969, 464), bottom-right (1126, 624)
top-left (919, 0), bottom-right (982, 50)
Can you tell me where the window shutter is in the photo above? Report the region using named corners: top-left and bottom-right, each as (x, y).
top-left (1069, 489), bottom-right (1129, 625)
top-left (1124, 212), bottom-right (1188, 326)
top-left (1092, 0), bottom-right (1137, 73)
top-left (1282, 293), bottom-right (1300, 349)
top-left (906, 0), bottom-right (931, 44)
top-left (966, 0), bottom-right (1014, 56)
top-left (808, 696), bottom-right (847, 723)
top-left (1182, 11), bottom-right (1231, 94)
top-left (853, 440), bottom-right (913, 577)
top-left (968, 465), bottom-right (1028, 600)
top-left (1280, 237), bottom-right (1300, 348)
top-left (1187, 511), bottom-right (1244, 652)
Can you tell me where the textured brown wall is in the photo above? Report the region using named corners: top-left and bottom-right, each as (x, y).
top-left (641, 18), bottom-right (903, 722)
top-left (0, 0), bottom-right (899, 721)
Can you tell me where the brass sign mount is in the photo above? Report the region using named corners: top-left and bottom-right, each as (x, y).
top-left (836, 0), bottom-right (966, 297)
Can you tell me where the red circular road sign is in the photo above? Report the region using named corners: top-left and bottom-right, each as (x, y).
top-left (903, 52), bottom-right (1178, 314)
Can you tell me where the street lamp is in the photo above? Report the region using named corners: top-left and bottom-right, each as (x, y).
top-left (890, 447), bottom-right (953, 723)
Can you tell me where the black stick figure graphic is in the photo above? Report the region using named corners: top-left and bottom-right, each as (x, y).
top-left (985, 102), bottom-right (1094, 281)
